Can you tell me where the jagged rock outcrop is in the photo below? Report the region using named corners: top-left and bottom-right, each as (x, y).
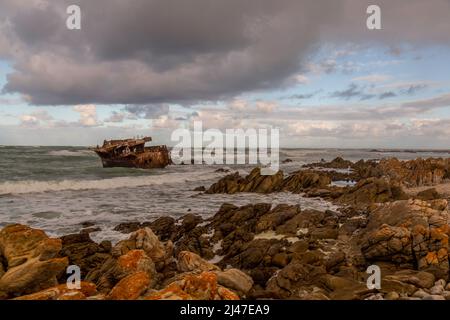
top-left (0, 224), bottom-right (68, 298)
top-left (360, 199), bottom-right (449, 280)
top-left (338, 177), bottom-right (407, 207)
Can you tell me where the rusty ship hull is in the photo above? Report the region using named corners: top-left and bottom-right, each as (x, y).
top-left (92, 137), bottom-right (171, 169)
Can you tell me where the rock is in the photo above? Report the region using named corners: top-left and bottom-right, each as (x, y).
top-left (146, 217), bottom-right (176, 241)
top-left (375, 157), bottom-right (450, 187)
top-left (361, 224), bottom-right (413, 264)
top-left (113, 228), bottom-right (171, 268)
top-left (113, 222), bottom-right (142, 234)
top-left (412, 289), bottom-right (429, 298)
top-left (206, 168), bottom-right (285, 194)
top-left (279, 170), bottom-right (332, 192)
top-left (435, 279), bottom-right (446, 287)
top-left (177, 251), bottom-right (219, 273)
top-left (255, 204), bottom-right (300, 233)
top-left (381, 278), bottom-right (417, 295)
top-left (384, 291), bottom-right (400, 300)
top-left (338, 177), bottom-right (407, 207)
top-left (416, 188), bottom-right (442, 201)
top-left (282, 158), bottom-right (293, 164)
top-left (378, 270), bottom-right (435, 289)
top-left (430, 284), bottom-right (445, 295)
top-left (365, 293), bottom-right (384, 300)
top-left (265, 261), bottom-right (327, 299)
top-left (88, 249), bottom-right (156, 293)
top-left (145, 271), bottom-right (239, 300)
top-left (272, 252), bottom-right (290, 268)
top-left (422, 294), bottom-right (445, 300)
top-left (107, 271), bottom-right (150, 300)
top-left (0, 224), bottom-right (69, 298)
top-left (305, 157), bottom-right (354, 170)
top-left (446, 283), bottom-right (450, 291)
top-left (59, 232), bottom-right (111, 280)
top-left (193, 186), bottom-right (206, 191)
top-left (80, 227), bottom-right (101, 234)
top-left (13, 282), bottom-right (97, 300)
top-left (360, 199), bottom-right (449, 280)
top-left (214, 269), bottom-right (254, 295)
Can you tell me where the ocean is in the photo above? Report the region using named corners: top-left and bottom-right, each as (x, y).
top-left (0, 146), bottom-right (449, 243)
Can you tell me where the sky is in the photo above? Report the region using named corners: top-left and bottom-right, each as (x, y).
top-left (0, 0), bottom-right (449, 148)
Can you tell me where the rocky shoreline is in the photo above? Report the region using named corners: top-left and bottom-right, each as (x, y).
top-left (0, 156), bottom-right (449, 300)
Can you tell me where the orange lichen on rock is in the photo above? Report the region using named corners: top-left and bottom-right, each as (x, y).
top-left (13, 282), bottom-right (97, 300)
top-left (107, 271), bottom-right (150, 300)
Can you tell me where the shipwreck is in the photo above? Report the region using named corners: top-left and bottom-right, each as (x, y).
top-left (91, 137), bottom-right (171, 169)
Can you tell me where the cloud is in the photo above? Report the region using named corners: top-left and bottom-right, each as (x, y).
top-left (379, 91), bottom-right (397, 99)
top-left (73, 104), bottom-right (101, 127)
top-left (1, 0), bottom-right (450, 107)
top-left (19, 109), bottom-right (53, 126)
top-left (255, 101), bottom-right (277, 113)
top-left (329, 83), bottom-right (375, 100)
top-left (104, 111), bottom-right (127, 123)
top-left (287, 90), bottom-right (321, 100)
top-left (124, 104), bottom-right (170, 119)
top-left (353, 74), bottom-right (391, 83)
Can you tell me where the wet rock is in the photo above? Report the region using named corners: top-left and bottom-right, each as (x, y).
top-left (206, 168), bottom-right (284, 194)
top-left (13, 282), bottom-right (97, 300)
top-left (193, 186), bottom-right (206, 191)
top-left (106, 271), bottom-right (151, 300)
top-left (279, 170), bottom-right (331, 192)
top-left (113, 222), bottom-right (142, 234)
top-left (146, 217), bottom-right (176, 242)
top-left (305, 157), bottom-right (354, 170)
top-left (0, 224), bottom-right (69, 298)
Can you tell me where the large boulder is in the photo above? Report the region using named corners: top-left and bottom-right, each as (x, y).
top-left (144, 271), bottom-right (239, 300)
top-left (360, 199), bottom-right (449, 279)
top-left (113, 227), bottom-right (173, 270)
top-left (106, 271), bottom-right (151, 300)
top-left (0, 224), bottom-right (69, 298)
top-left (87, 249), bottom-right (156, 293)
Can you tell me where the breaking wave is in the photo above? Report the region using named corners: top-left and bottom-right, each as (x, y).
top-left (0, 170), bottom-right (221, 195)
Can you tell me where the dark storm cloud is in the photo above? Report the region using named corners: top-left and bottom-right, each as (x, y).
top-left (1, 0), bottom-right (450, 106)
